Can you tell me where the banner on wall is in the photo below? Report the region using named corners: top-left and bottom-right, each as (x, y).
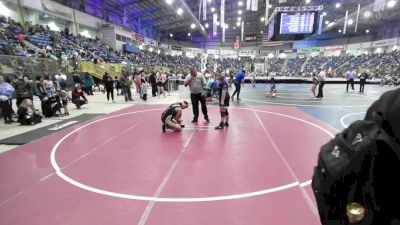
top-left (158, 43), bottom-right (169, 49)
top-left (220, 49), bottom-right (237, 55)
top-left (144, 37), bottom-right (158, 47)
top-left (259, 49), bottom-right (274, 55)
top-left (323, 45), bottom-right (345, 52)
top-left (233, 42), bottom-right (240, 49)
top-left (238, 50), bottom-right (256, 56)
top-left (186, 48), bottom-right (204, 54)
top-left (372, 37), bottom-right (399, 47)
top-left (206, 49), bottom-right (219, 54)
top-left (245, 34), bottom-right (257, 42)
top-left (299, 47), bottom-right (321, 54)
top-left (171, 46), bottom-right (182, 51)
top-left (278, 49), bottom-right (298, 53)
top-left (346, 42), bottom-right (372, 50)
top-left (131, 32), bottom-right (144, 42)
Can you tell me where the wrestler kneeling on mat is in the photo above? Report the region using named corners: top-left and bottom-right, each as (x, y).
top-left (161, 101), bottom-right (189, 132)
top-left (215, 72), bottom-right (230, 129)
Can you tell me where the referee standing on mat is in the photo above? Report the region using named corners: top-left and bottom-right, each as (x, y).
top-left (184, 67), bottom-right (209, 123)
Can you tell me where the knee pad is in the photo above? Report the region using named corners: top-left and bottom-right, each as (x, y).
top-left (225, 110), bottom-right (229, 116)
top-left (220, 111), bottom-right (226, 117)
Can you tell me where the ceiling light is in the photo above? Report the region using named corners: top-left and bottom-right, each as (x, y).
top-left (238, 1), bottom-right (243, 6)
top-left (237, 17), bottom-right (242, 21)
top-left (169, 33), bottom-right (173, 37)
top-left (233, 27), bottom-right (236, 29)
top-left (224, 24), bottom-right (229, 29)
top-left (347, 19), bottom-right (353, 25)
top-left (166, 0), bottom-right (173, 5)
top-left (387, 0), bottom-right (396, 8)
top-left (260, 30), bottom-right (263, 33)
top-left (190, 23), bottom-right (196, 29)
top-left (238, 10), bottom-right (242, 15)
top-left (205, 23), bottom-right (209, 28)
top-left (211, 7), bottom-right (215, 12)
top-left (260, 17), bottom-right (265, 22)
top-left (322, 12), bottom-right (327, 16)
top-left (338, 29), bottom-right (342, 33)
top-left (236, 21), bottom-right (241, 26)
top-left (305, 0), bottom-right (311, 3)
top-left (216, 21), bottom-right (220, 26)
top-left (207, 0), bottom-right (211, 2)
top-left (335, 3), bottom-right (341, 8)
top-left (268, 4), bottom-right (272, 8)
top-left (364, 11), bottom-right (371, 17)
top-left (366, 29), bottom-right (370, 33)
top-left (177, 8), bottom-right (183, 15)
top-left (325, 20), bottom-right (329, 25)
top-left (188, 33), bottom-right (191, 36)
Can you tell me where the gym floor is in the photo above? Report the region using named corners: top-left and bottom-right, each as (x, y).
top-left (0, 83), bottom-right (395, 225)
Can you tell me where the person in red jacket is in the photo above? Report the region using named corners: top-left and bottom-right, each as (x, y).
top-left (71, 84), bottom-right (88, 109)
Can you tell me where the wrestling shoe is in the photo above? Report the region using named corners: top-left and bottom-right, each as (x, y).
top-left (162, 124), bottom-right (166, 133)
top-left (180, 124), bottom-right (185, 128)
top-left (224, 122), bottom-right (229, 127)
top-left (204, 115), bottom-right (210, 123)
top-left (215, 122), bottom-right (224, 130)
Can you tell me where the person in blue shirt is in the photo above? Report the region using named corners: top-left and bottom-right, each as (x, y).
top-left (215, 73), bottom-right (230, 129)
top-left (0, 75), bottom-right (15, 124)
top-left (231, 70), bottom-right (245, 101)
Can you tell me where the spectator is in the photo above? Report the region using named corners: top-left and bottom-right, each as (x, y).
top-left (119, 71), bottom-right (132, 101)
top-left (13, 71), bottom-right (33, 107)
top-left (0, 74), bottom-right (15, 124)
top-left (103, 72), bottom-right (114, 102)
top-left (71, 84), bottom-right (88, 109)
top-left (316, 69), bottom-right (326, 98)
top-left (17, 99), bottom-right (42, 125)
top-left (83, 72), bottom-right (94, 95)
top-left (231, 70), bottom-right (245, 101)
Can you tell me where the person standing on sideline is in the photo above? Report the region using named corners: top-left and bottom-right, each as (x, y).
top-left (184, 67), bottom-right (209, 123)
top-left (231, 69), bottom-right (245, 101)
top-left (316, 69), bottom-right (326, 98)
top-left (141, 77), bottom-right (148, 102)
top-left (359, 70), bottom-right (369, 93)
top-left (215, 72), bottom-right (230, 129)
top-left (0, 75), bottom-right (15, 124)
top-left (251, 71), bottom-right (257, 87)
top-left (149, 72), bottom-right (157, 97)
top-left (119, 71), bottom-right (133, 101)
top-left (270, 71), bottom-right (276, 85)
top-left (103, 72), bottom-right (114, 102)
top-left (346, 69), bottom-right (355, 92)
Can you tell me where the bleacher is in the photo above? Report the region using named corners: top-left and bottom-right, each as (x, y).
top-left (27, 35), bottom-right (53, 48)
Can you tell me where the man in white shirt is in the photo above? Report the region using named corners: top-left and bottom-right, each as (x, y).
top-left (316, 69), bottom-right (326, 98)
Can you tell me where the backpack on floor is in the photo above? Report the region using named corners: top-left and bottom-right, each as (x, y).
top-left (312, 89), bottom-right (400, 225)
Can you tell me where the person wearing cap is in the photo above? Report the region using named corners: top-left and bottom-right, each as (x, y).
top-left (161, 101), bottom-right (189, 132)
top-left (215, 72), bottom-right (230, 130)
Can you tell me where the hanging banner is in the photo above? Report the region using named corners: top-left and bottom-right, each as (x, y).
top-left (265, 0), bottom-right (269, 25)
top-left (251, 0), bottom-right (258, 11)
top-left (246, 0), bottom-right (251, 10)
top-left (221, 0), bottom-right (225, 42)
top-left (213, 13), bottom-right (218, 36)
top-left (203, 0), bottom-right (207, 20)
top-left (239, 50), bottom-right (256, 56)
top-left (241, 21), bottom-right (244, 42)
